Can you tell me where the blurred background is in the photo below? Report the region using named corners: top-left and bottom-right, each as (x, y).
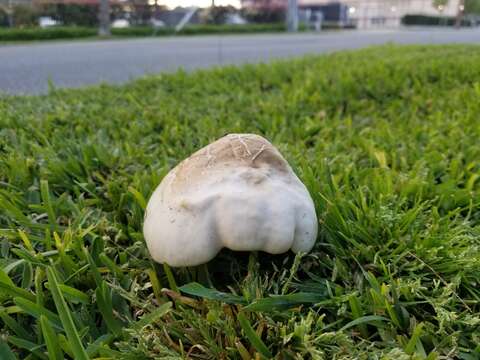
top-left (2, 0), bottom-right (479, 95)
top-left (1, 0), bottom-right (479, 36)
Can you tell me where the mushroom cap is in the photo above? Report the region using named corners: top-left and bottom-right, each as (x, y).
top-left (143, 133), bottom-right (318, 267)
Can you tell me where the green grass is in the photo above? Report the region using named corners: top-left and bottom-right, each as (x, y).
top-left (0, 23), bottom-right (302, 42)
top-left (1, 44), bottom-right (480, 358)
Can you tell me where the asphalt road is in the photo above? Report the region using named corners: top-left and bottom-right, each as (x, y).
top-left (1, 27), bottom-right (479, 95)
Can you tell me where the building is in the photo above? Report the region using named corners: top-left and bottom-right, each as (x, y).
top-left (241, 0), bottom-right (462, 28)
top-left (314, 0), bottom-right (461, 28)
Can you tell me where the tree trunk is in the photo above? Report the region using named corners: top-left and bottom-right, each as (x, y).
top-left (98, 0), bottom-right (111, 36)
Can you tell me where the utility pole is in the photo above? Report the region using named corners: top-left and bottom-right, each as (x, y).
top-left (98, 0), bottom-right (111, 36)
top-left (286, 0), bottom-right (299, 32)
top-left (455, 0), bottom-right (465, 28)
top-left (6, 0), bottom-right (13, 27)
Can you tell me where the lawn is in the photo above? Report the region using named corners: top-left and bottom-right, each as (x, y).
top-left (0, 45), bottom-right (480, 359)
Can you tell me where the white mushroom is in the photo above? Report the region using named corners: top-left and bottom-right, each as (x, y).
top-left (143, 134), bottom-right (318, 267)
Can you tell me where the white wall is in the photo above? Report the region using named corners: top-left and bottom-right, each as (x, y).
top-left (300, 0), bottom-right (461, 28)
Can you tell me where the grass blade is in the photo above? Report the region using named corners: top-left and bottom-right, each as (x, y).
top-left (13, 297), bottom-right (62, 329)
top-left (147, 268), bottom-right (163, 303)
top-left (340, 315), bottom-right (389, 331)
top-left (405, 323), bottom-right (424, 355)
top-left (0, 338), bottom-right (17, 360)
top-left (95, 281), bottom-right (122, 337)
top-left (244, 292), bottom-right (326, 312)
top-left (131, 302), bottom-right (172, 330)
top-left (348, 294), bottom-right (368, 338)
top-left (7, 336), bottom-right (48, 360)
top-left (40, 179), bottom-right (58, 231)
top-left (163, 263), bottom-right (178, 293)
top-left (237, 312), bottom-right (272, 359)
top-left (0, 269), bottom-right (36, 302)
top-left (44, 283), bottom-right (89, 305)
top-left (0, 310), bottom-right (32, 340)
top-left (46, 267), bottom-right (89, 360)
top-left (179, 282), bottom-right (246, 305)
top-left (40, 315), bottom-right (63, 360)
top-left (99, 253), bottom-right (124, 280)
top-left (128, 186), bottom-right (147, 210)
top-left (85, 334), bottom-right (114, 357)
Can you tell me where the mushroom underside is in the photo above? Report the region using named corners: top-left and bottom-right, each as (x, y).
top-left (144, 178), bottom-right (317, 267)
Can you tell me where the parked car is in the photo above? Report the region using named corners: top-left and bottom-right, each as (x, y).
top-left (111, 19), bottom-right (130, 28)
top-left (150, 18), bottom-right (166, 28)
top-left (38, 17), bottom-right (60, 28)
top-left (225, 13), bottom-right (247, 25)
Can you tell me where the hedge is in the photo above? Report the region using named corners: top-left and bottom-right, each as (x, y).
top-left (0, 26), bottom-right (96, 41)
top-left (0, 23), bottom-right (303, 42)
top-left (402, 14), bottom-right (471, 26)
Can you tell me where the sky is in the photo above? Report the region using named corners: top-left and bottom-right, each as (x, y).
top-left (155, 0), bottom-right (241, 9)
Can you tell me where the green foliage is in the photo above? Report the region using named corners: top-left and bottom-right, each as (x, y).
top-left (432, 0), bottom-right (449, 9)
top-left (0, 23), bottom-right (298, 42)
top-left (465, 0), bottom-right (480, 14)
top-left (1, 45), bottom-right (480, 358)
top-left (203, 5), bottom-right (238, 25)
top-left (0, 8), bottom-right (9, 27)
top-left (39, 4), bottom-right (101, 27)
top-left (177, 22), bottom-right (308, 34)
top-left (11, 5), bottom-right (38, 27)
top-left (241, 8), bottom-right (286, 23)
top-left (109, 26), bottom-right (169, 37)
top-left (0, 26), bottom-right (97, 41)
top-left (402, 14), bottom-right (471, 26)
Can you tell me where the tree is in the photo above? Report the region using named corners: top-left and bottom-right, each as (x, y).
top-left (204, 5), bottom-right (235, 24)
top-left (0, 5), bottom-right (11, 27)
top-left (465, 0), bottom-right (480, 13)
top-left (11, 5), bottom-right (38, 27)
top-left (40, 4), bottom-right (99, 27)
top-left (432, 0), bottom-right (448, 12)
